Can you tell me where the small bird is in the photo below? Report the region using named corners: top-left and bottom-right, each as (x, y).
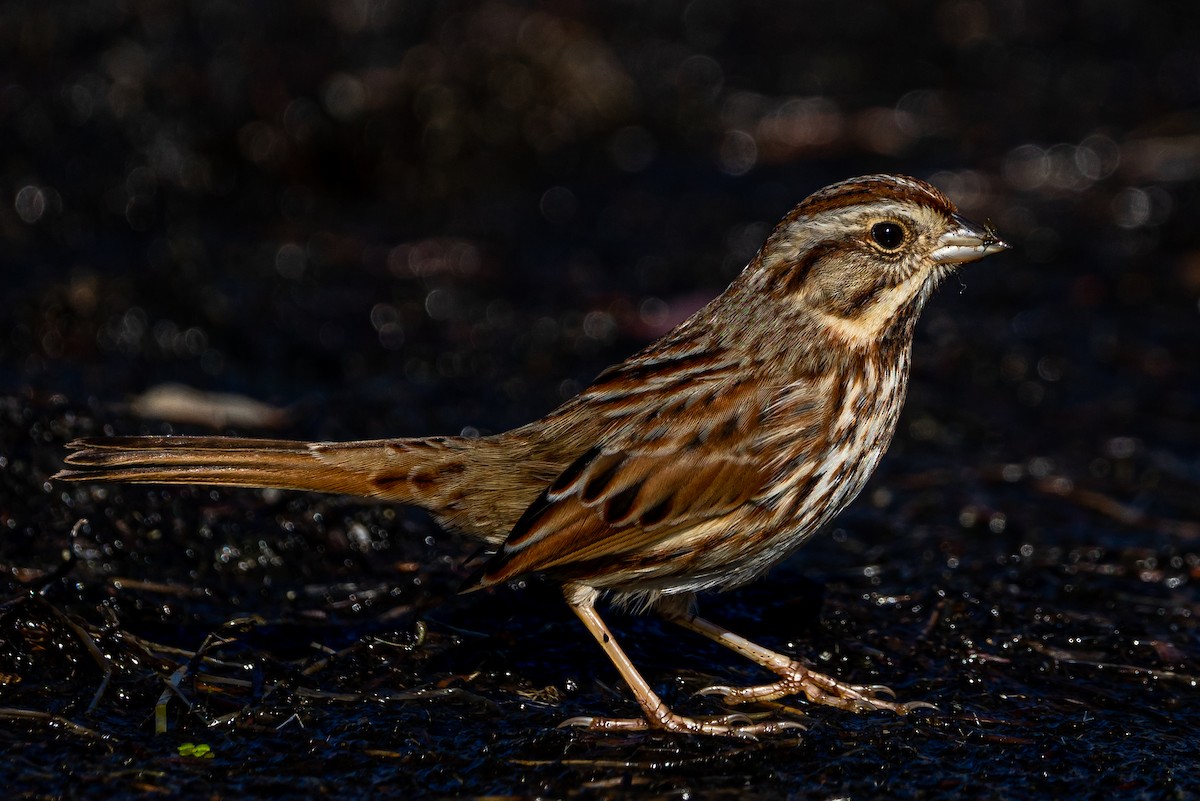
top-left (57, 174), bottom-right (1009, 736)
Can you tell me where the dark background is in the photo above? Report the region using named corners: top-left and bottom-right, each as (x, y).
top-left (2, 0), bottom-right (1199, 797)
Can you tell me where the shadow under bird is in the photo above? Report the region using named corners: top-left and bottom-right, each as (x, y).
top-left (57, 174), bottom-right (1010, 736)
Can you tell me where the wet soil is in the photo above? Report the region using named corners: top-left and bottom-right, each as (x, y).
top-left (2, 2), bottom-right (1199, 798)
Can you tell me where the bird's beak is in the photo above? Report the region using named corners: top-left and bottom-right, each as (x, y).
top-left (932, 214), bottom-right (1011, 265)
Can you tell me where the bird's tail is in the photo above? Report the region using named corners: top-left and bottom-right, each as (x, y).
top-left (57, 435), bottom-right (434, 496)
top-left (56, 434), bottom-right (552, 545)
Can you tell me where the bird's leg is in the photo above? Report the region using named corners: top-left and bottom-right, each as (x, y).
top-left (559, 584), bottom-right (802, 737)
top-left (659, 606), bottom-right (933, 714)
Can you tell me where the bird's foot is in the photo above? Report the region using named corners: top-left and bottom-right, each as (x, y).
top-left (697, 661), bottom-right (935, 714)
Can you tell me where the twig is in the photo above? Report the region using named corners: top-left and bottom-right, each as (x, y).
top-left (1026, 639), bottom-right (1200, 685)
top-left (1031, 476), bottom-right (1200, 539)
top-left (30, 595), bottom-right (113, 714)
top-left (0, 707), bottom-right (107, 740)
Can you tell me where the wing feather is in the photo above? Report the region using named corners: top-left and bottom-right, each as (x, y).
top-left (478, 371), bottom-right (819, 586)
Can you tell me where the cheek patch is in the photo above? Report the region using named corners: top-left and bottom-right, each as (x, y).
top-left (819, 273), bottom-right (888, 318)
top-left (808, 251), bottom-right (892, 319)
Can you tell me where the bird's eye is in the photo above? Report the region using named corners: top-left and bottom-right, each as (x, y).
top-left (870, 221), bottom-right (907, 251)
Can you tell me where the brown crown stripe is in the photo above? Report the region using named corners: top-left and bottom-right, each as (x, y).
top-left (788, 175), bottom-right (954, 221)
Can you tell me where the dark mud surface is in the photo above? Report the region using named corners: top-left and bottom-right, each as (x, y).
top-left (2, 2), bottom-right (1199, 798)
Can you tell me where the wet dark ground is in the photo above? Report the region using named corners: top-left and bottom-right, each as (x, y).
top-left (3, 1), bottom-right (1200, 798)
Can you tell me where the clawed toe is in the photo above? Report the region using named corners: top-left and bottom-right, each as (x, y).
top-left (897, 699), bottom-right (939, 713)
top-left (696, 662), bottom-right (934, 715)
top-left (559, 714), bottom-right (653, 732)
top-left (562, 600), bottom-right (931, 739)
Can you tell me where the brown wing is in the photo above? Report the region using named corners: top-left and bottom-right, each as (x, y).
top-left (476, 374), bottom-right (797, 587)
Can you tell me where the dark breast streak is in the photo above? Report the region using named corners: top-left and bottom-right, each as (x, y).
top-left (700, 346), bottom-right (913, 593)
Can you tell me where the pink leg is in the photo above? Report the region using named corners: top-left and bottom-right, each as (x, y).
top-left (560, 585), bottom-right (804, 737)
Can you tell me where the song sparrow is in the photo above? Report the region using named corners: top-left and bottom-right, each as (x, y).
top-left (57, 174), bottom-right (1009, 736)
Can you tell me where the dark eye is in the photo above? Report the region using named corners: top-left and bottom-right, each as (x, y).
top-left (870, 221), bottom-right (907, 251)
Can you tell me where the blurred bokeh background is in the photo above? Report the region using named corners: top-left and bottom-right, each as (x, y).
top-left (2, 1), bottom-right (1198, 797)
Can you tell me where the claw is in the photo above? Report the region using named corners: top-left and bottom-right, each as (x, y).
top-left (694, 661), bottom-right (931, 716)
top-left (558, 715), bottom-right (648, 732)
top-left (899, 700), bottom-right (939, 713)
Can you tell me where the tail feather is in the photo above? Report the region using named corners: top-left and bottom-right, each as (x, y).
top-left (57, 435), bottom-right (433, 499)
top-left (56, 433), bottom-right (562, 546)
